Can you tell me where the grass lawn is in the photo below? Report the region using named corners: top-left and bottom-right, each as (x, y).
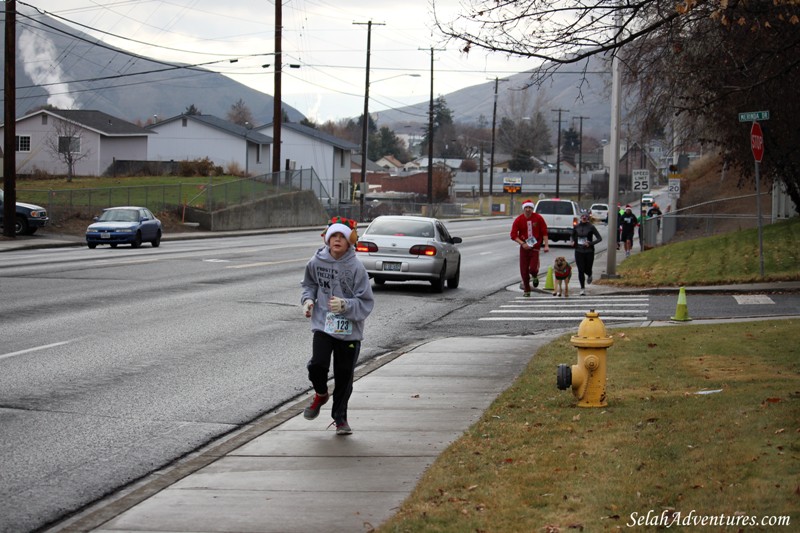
top-left (604, 216), bottom-right (800, 285)
top-left (378, 320), bottom-right (800, 532)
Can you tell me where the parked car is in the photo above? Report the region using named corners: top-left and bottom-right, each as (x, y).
top-left (355, 215), bottom-right (462, 293)
top-left (589, 203), bottom-right (609, 223)
top-left (533, 198), bottom-right (581, 242)
top-left (86, 207), bottom-right (162, 248)
top-left (0, 188), bottom-right (49, 235)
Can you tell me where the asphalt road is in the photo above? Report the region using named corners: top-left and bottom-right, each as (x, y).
top-left (2, 218), bottom-right (798, 532)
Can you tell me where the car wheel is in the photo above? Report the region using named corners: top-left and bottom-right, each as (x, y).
top-left (111, 243), bottom-right (118, 248)
top-left (87, 242), bottom-right (97, 249)
top-left (447, 259), bottom-right (461, 289)
top-left (151, 230), bottom-right (162, 247)
top-left (430, 263), bottom-right (446, 293)
top-left (131, 231), bottom-right (142, 248)
top-left (14, 216), bottom-right (28, 236)
top-left (373, 276), bottom-right (386, 285)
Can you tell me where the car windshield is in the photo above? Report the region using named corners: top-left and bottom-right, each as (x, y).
top-left (99, 209), bottom-right (139, 222)
top-left (367, 218), bottom-right (435, 238)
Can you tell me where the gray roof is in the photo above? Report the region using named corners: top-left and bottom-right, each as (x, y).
top-left (150, 114), bottom-right (273, 144)
top-left (266, 121), bottom-right (358, 151)
top-left (18, 109), bottom-right (152, 136)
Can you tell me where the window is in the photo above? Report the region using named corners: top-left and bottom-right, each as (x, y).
top-left (182, 118), bottom-right (188, 127)
top-left (256, 144), bottom-right (261, 164)
top-left (58, 136), bottom-right (81, 154)
top-left (15, 136), bottom-right (31, 152)
top-left (42, 115), bottom-right (48, 125)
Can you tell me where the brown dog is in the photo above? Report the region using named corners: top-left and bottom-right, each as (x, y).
top-left (553, 256), bottom-right (572, 298)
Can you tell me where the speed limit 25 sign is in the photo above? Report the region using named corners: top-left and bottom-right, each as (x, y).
top-left (632, 169), bottom-right (650, 192)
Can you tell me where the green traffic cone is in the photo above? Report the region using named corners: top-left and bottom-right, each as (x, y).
top-left (670, 286), bottom-right (692, 321)
top-left (544, 266), bottom-right (555, 291)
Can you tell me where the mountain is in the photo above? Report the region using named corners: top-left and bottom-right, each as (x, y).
top-left (2, 6), bottom-right (304, 125)
top-left (375, 54), bottom-right (616, 140)
top-left (3, 7), bottom-right (614, 138)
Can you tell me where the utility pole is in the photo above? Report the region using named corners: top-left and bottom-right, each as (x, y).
top-left (552, 108), bottom-right (569, 197)
top-left (420, 46), bottom-right (445, 215)
top-left (573, 116), bottom-right (589, 204)
top-left (271, 0), bottom-right (282, 183)
top-left (488, 77), bottom-right (508, 215)
top-left (3, 0), bottom-right (17, 238)
top-left (355, 21), bottom-right (384, 222)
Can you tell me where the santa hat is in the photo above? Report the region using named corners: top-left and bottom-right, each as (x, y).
top-left (522, 199), bottom-right (535, 209)
top-left (322, 216), bottom-right (358, 245)
top-left (625, 204), bottom-right (632, 210)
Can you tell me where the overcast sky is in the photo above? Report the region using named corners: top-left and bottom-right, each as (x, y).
top-left (23, 0), bottom-right (539, 123)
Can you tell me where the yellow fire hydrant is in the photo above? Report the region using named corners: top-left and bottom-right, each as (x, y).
top-left (557, 310), bottom-right (613, 407)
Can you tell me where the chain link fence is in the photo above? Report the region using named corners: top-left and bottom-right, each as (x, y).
top-left (18, 169), bottom-right (330, 224)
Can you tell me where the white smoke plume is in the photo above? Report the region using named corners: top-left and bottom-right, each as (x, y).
top-left (19, 28), bottom-right (79, 109)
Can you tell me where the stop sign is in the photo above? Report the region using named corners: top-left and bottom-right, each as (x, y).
top-left (751, 121), bottom-right (764, 162)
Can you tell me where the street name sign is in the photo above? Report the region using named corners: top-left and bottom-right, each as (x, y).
top-left (738, 111), bottom-right (769, 122)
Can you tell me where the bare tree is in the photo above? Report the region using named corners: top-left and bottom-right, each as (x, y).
top-left (44, 117), bottom-right (91, 182)
top-left (434, 0), bottom-right (800, 212)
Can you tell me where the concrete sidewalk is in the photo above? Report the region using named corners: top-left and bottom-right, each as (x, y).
top-left (47, 335), bottom-right (559, 533)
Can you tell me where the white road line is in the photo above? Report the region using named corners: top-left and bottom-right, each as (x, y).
top-left (733, 295), bottom-right (775, 305)
top-left (226, 258), bottom-right (307, 269)
top-left (0, 341), bottom-right (70, 361)
top-left (502, 303), bottom-right (649, 307)
top-left (491, 309), bottom-right (649, 314)
top-left (480, 316), bottom-right (649, 321)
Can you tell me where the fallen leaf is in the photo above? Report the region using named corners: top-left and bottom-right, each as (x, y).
top-left (775, 428), bottom-right (785, 434)
top-left (467, 484), bottom-right (478, 491)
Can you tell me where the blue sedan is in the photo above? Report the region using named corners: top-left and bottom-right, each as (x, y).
top-left (86, 207), bottom-right (162, 249)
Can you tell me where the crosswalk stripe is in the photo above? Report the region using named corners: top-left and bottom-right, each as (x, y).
top-left (491, 309), bottom-right (648, 314)
top-left (480, 316), bottom-right (649, 321)
top-left (481, 295), bottom-right (651, 322)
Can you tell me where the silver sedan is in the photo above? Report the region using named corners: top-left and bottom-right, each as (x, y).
top-left (355, 215), bottom-right (462, 292)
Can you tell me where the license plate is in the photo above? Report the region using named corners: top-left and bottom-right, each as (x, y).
top-left (101, 232), bottom-right (111, 239)
top-left (383, 262), bottom-right (401, 271)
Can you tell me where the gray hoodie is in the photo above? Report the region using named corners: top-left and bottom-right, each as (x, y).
top-left (300, 244), bottom-right (374, 341)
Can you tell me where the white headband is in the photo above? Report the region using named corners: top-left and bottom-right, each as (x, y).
top-left (324, 223), bottom-right (353, 244)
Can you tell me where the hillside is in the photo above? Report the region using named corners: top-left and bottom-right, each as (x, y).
top-left (1, 6), bottom-right (304, 125)
top-left (671, 153), bottom-right (778, 242)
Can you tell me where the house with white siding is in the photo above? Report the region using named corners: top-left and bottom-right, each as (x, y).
top-left (147, 114), bottom-right (272, 176)
top-left (2, 109), bottom-right (151, 177)
top-left (256, 122), bottom-right (358, 206)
